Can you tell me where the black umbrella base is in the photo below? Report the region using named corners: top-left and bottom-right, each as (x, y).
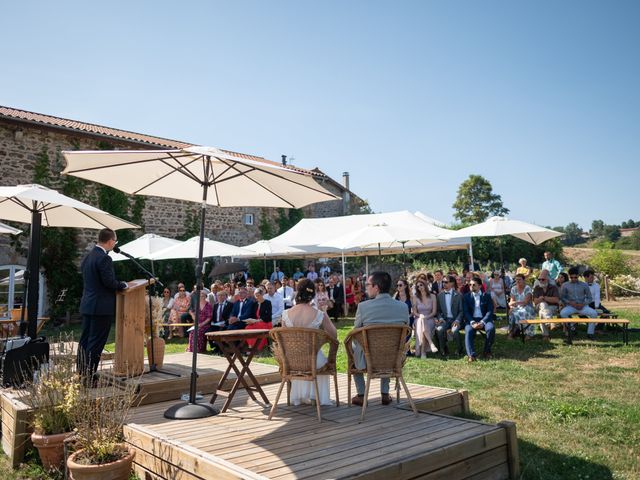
top-left (163, 402), bottom-right (219, 420)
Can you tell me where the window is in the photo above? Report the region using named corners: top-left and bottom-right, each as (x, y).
top-left (244, 213), bottom-right (254, 225)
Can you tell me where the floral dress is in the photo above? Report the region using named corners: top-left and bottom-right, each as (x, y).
top-left (509, 285), bottom-right (535, 335)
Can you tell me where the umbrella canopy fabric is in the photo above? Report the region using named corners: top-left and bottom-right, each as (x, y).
top-left (0, 184), bottom-right (139, 230)
top-left (446, 216), bottom-right (563, 245)
top-left (319, 223), bottom-right (445, 250)
top-left (62, 147), bottom-right (338, 208)
top-left (414, 211), bottom-right (447, 227)
top-left (236, 239), bottom-right (306, 258)
top-left (109, 233), bottom-right (181, 261)
top-left (142, 236), bottom-right (252, 261)
top-left (271, 210), bottom-right (467, 257)
top-left (0, 222), bottom-right (21, 235)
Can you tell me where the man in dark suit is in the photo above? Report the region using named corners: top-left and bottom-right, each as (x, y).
top-left (207, 290), bottom-right (234, 350)
top-left (327, 275), bottom-right (344, 321)
top-left (77, 228), bottom-right (128, 381)
top-left (462, 277), bottom-right (496, 362)
top-left (226, 286), bottom-right (256, 330)
top-left (431, 269), bottom-right (445, 294)
top-left (435, 275), bottom-right (464, 356)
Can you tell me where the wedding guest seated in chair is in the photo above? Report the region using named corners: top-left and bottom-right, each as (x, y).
top-left (508, 274), bottom-right (535, 339)
top-left (245, 286), bottom-right (273, 351)
top-left (560, 267), bottom-right (598, 340)
top-left (227, 286), bottom-right (256, 331)
top-left (583, 270), bottom-right (611, 315)
top-left (435, 275), bottom-right (464, 357)
top-left (463, 277), bottom-right (496, 362)
top-left (186, 290), bottom-right (213, 353)
top-left (532, 269), bottom-right (560, 341)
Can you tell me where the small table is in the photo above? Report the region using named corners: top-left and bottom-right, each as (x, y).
top-left (205, 329), bottom-right (271, 412)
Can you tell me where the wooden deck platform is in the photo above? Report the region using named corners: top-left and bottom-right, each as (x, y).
top-left (124, 380), bottom-right (518, 479)
top-left (98, 352), bottom-right (282, 405)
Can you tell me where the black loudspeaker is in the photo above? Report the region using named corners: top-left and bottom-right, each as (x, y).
top-left (1, 337), bottom-right (50, 387)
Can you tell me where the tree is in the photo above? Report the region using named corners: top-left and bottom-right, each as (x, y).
top-left (602, 225), bottom-right (621, 242)
top-left (452, 175), bottom-right (509, 225)
top-left (563, 222), bottom-right (583, 246)
top-left (591, 220), bottom-right (605, 237)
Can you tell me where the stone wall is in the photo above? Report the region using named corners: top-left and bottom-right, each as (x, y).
top-left (0, 120), bottom-right (358, 265)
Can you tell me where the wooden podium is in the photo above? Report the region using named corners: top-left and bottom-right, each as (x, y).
top-left (113, 279), bottom-right (148, 376)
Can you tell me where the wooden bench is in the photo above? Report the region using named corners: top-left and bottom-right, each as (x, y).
top-left (518, 318), bottom-right (630, 345)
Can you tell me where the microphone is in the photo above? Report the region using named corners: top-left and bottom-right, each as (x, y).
top-left (112, 245), bottom-right (164, 288)
top-left (112, 245), bottom-right (134, 260)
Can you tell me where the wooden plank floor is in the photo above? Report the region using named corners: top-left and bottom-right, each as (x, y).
top-left (125, 379), bottom-right (513, 479)
top-left (98, 352), bottom-right (282, 405)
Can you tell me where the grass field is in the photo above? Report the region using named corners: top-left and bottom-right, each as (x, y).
top-left (3, 309), bottom-right (639, 479)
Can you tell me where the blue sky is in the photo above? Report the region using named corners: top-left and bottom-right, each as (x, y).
top-left (2, 1), bottom-right (638, 230)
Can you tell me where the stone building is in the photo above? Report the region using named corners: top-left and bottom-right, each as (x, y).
top-left (0, 105), bottom-right (365, 266)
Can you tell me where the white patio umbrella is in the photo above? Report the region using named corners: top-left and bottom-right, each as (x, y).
top-left (109, 233), bottom-right (181, 262)
top-left (143, 236), bottom-right (252, 261)
top-left (62, 146), bottom-right (338, 420)
top-left (237, 240), bottom-right (307, 279)
top-left (319, 223), bottom-right (445, 251)
top-left (0, 222), bottom-right (22, 235)
top-left (0, 184), bottom-right (138, 338)
top-left (320, 222), bottom-right (446, 286)
top-left (446, 216), bottom-right (564, 293)
top-left (447, 216), bottom-right (564, 246)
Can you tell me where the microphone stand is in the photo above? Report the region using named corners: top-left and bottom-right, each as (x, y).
top-left (115, 248), bottom-right (179, 377)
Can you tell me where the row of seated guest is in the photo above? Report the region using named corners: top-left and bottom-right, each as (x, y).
top-left (395, 274), bottom-right (495, 362)
top-left (508, 267), bottom-right (606, 341)
top-left (178, 273), bottom-right (356, 353)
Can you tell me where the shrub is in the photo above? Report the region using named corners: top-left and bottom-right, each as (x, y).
top-left (610, 275), bottom-right (640, 297)
top-left (589, 245), bottom-right (631, 277)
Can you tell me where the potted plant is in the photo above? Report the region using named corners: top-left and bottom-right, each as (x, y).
top-left (145, 294), bottom-right (166, 368)
top-left (66, 363), bottom-right (140, 480)
top-left (20, 335), bottom-right (79, 472)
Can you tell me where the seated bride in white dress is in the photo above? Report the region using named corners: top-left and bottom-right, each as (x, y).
top-left (281, 278), bottom-right (338, 406)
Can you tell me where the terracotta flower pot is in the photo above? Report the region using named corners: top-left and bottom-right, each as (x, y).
top-left (67, 446), bottom-right (135, 480)
top-left (147, 336), bottom-right (165, 368)
top-left (31, 431), bottom-right (74, 471)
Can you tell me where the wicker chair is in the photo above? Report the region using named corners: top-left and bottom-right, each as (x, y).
top-left (268, 327), bottom-right (340, 423)
top-left (344, 325), bottom-right (418, 422)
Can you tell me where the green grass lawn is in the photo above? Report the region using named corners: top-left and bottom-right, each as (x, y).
top-left (4, 310), bottom-right (639, 479)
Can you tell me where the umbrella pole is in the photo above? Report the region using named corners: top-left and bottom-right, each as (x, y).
top-left (273, 259), bottom-right (276, 282)
top-left (263, 256), bottom-right (266, 281)
top-left (341, 251), bottom-right (346, 316)
top-left (365, 255), bottom-right (369, 279)
top-left (468, 242), bottom-right (475, 272)
top-left (401, 241), bottom-right (407, 278)
top-left (25, 209), bottom-right (42, 339)
top-left (164, 158), bottom-right (217, 420)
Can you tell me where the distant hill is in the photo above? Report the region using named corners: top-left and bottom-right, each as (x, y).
top-left (564, 247), bottom-right (640, 269)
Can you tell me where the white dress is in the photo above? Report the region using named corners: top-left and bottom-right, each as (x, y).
top-left (282, 308), bottom-right (332, 406)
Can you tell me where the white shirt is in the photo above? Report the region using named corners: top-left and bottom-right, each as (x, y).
top-left (277, 285), bottom-right (294, 307)
top-left (473, 292), bottom-right (482, 318)
top-left (265, 292), bottom-right (284, 319)
top-left (588, 281), bottom-right (601, 308)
